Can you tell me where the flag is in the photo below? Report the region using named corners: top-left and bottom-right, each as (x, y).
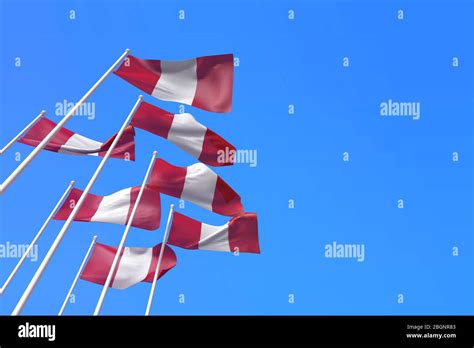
top-left (54, 186), bottom-right (161, 230)
top-left (80, 242), bottom-right (176, 289)
top-left (168, 212), bottom-right (260, 253)
top-left (132, 101), bottom-right (235, 166)
top-left (148, 158), bottom-right (244, 216)
top-left (114, 54), bottom-right (233, 113)
top-left (18, 117), bottom-right (135, 160)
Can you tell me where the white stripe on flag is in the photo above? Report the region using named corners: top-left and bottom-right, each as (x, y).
top-left (199, 222), bottom-right (230, 251)
top-left (91, 187), bottom-right (131, 225)
top-left (181, 163), bottom-right (217, 211)
top-left (112, 247), bottom-right (153, 289)
top-left (58, 133), bottom-right (102, 155)
top-left (152, 59), bottom-right (197, 105)
top-left (167, 113), bottom-right (207, 159)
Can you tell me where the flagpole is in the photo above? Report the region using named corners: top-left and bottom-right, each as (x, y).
top-left (58, 235), bottom-right (98, 316)
top-left (0, 180), bottom-right (75, 295)
top-left (11, 95), bottom-right (143, 316)
top-left (0, 48), bottom-right (130, 195)
top-left (145, 204), bottom-right (174, 316)
top-left (0, 110), bottom-right (46, 155)
top-left (93, 150), bottom-right (158, 316)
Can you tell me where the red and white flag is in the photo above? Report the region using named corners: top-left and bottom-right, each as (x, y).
top-left (81, 242), bottom-right (176, 289)
top-left (54, 186), bottom-right (161, 230)
top-left (114, 54), bottom-right (234, 113)
top-left (148, 158), bottom-right (243, 217)
top-left (132, 101), bottom-right (235, 166)
top-left (168, 212), bottom-right (260, 253)
top-left (19, 117), bottom-right (135, 161)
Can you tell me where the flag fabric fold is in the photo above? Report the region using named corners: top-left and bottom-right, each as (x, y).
top-left (54, 186), bottom-right (161, 230)
top-left (132, 101), bottom-right (235, 166)
top-left (19, 117), bottom-right (135, 161)
top-left (147, 158), bottom-right (244, 216)
top-left (168, 212), bottom-right (260, 253)
top-left (114, 54), bottom-right (234, 113)
top-left (80, 242), bottom-right (176, 289)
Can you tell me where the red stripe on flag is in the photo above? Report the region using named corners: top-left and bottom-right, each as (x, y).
top-left (212, 177), bottom-right (244, 216)
top-left (199, 128), bottom-right (235, 166)
top-left (167, 212), bottom-right (201, 249)
top-left (143, 244), bottom-right (177, 283)
top-left (228, 213), bottom-right (260, 254)
top-left (131, 101), bottom-right (174, 138)
top-left (98, 125), bottom-right (136, 161)
top-left (193, 54), bottom-right (234, 113)
top-left (19, 117), bottom-right (74, 151)
top-left (109, 247), bottom-right (126, 287)
top-left (114, 55), bottom-right (161, 95)
top-left (53, 188), bottom-right (103, 222)
top-left (126, 187), bottom-right (161, 230)
top-left (147, 159), bottom-right (186, 198)
top-left (80, 243), bottom-right (117, 286)
top-left (80, 243), bottom-right (126, 288)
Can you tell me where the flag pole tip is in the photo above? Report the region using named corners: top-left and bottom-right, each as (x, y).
top-left (152, 150), bottom-right (158, 156)
top-left (138, 95), bottom-right (144, 100)
top-left (70, 180), bottom-right (75, 186)
top-left (92, 235), bottom-right (98, 241)
top-left (41, 110), bottom-right (46, 115)
top-left (171, 204), bottom-right (175, 208)
top-left (125, 48), bottom-right (131, 53)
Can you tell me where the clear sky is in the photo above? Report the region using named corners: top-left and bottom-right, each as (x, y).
top-left (0, 0), bottom-right (473, 315)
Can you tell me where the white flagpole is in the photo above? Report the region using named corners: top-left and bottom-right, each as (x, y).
top-left (0, 180), bottom-right (75, 295)
top-left (0, 48), bottom-right (130, 195)
top-left (145, 204), bottom-right (174, 316)
top-left (58, 235), bottom-right (98, 316)
top-left (0, 110), bottom-right (46, 155)
top-left (93, 150), bottom-right (158, 316)
top-left (11, 95), bottom-right (143, 316)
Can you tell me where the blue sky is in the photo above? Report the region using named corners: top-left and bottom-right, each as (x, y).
top-left (0, 0), bottom-right (473, 315)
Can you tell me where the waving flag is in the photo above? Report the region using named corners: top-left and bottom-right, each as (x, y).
top-left (18, 117), bottom-right (135, 160)
top-left (168, 212), bottom-right (259, 253)
top-left (81, 242), bottom-right (176, 289)
top-left (114, 54), bottom-right (233, 113)
top-left (132, 101), bottom-right (235, 166)
top-left (148, 159), bottom-right (243, 216)
top-left (54, 186), bottom-right (161, 230)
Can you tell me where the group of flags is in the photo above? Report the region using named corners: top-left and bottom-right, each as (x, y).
top-left (12, 53), bottom-right (260, 300)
